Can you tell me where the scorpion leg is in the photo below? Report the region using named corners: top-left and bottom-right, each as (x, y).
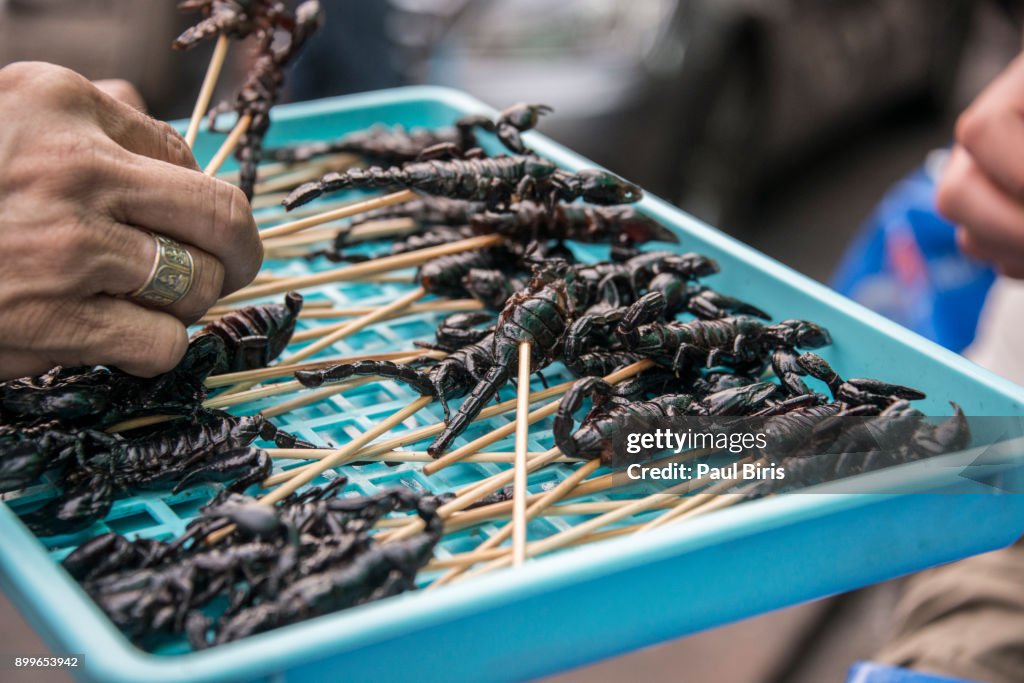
top-left (417, 142), bottom-right (464, 161)
top-left (427, 364), bottom-right (510, 456)
top-left (172, 447), bottom-right (272, 495)
top-left (256, 417), bottom-right (315, 449)
top-left (796, 352), bottom-right (844, 397)
top-left (689, 290), bottom-right (770, 320)
top-left (772, 349), bottom-right (812, 397)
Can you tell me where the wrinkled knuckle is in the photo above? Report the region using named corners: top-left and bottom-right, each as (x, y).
top-left (159, 121), bottom-right (195, 168)
top-left (12, 63), bottom-right (91, 108)
top-left (42, 136), bottom-right (111, 197)
top-left (49, 222), bottom-right (101, 280)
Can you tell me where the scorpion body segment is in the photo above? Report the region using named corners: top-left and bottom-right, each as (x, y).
top-left (617, 292), bottom-right (830, 374)
top-left (427, 264), bottom-right (576, 455)
top-left (198, 292), bottom-right (303, 372)
top-left (470, 201), bottom-right (677, 246)
top-left (207, 1), bottom-right (323, 198)
top-left (265, 103), bottom-right (551, 166)
top-left (553, 377), bottom-right (696, 465)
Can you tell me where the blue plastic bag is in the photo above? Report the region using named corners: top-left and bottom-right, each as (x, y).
top-left (831, 151), bottom-right (995, 352)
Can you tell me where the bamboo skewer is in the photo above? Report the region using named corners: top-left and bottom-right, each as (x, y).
top-left (252, 155), bottom-right (358, 196)
top-left (638, 472), bottom-right (751, 533)
top-left (440, 452), bottom-right (731, 572)
top-left (262, 218), bottom-right (419, 255)
top-left (267, 449), bottom-right (557, 463)
top-left (219, 234), bottom-right (502, 304)
top-left (203, 114), bottom-right (253, 176)
top-left (423, 359), bottom-right (654, 475)
top-left (262, 379), bottom-right (577, 488)
top-left (184, 34), bottom-right (229, 149)
top-left (204, 349), bottom-right (432, 388)
top-left (260, 377), bottom-right (374, 418)
top-left (432, 458), bottom-right (602, 587)
top-left (511, 343), bottom-right (532, 566)
top-left (251, 192), bottom-right (288, 210)
top-left (281, 286), bottom-right (427, 364)
top-left (295, 299), bottom-right (482, 322)
top-left (258, 189), bottom-right (419, 241)
top-left (383, 447), bottom-right (565, 543)
top-left (255, 195), bottom-right (354, 226)
top-left (260, 395), bottom-right (432, 504)
top-left (442, 497), bottom-right (676, 535)
top-left (203, 379), bottom-right (304, 410)
top-left (425, 524), bottom-right (645, 571)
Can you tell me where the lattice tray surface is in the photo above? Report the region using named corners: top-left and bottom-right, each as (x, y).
top-left (1, 88), bottom-right (1023, 683)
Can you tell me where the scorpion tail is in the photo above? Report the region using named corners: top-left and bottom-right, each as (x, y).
top-left (427, 364), bottom-right (510, 456)
top-left (295, 360), bottom-right (435, 398)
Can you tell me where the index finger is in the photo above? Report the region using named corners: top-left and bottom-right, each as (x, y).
top-left (92, 83), bottom-right (201, 172)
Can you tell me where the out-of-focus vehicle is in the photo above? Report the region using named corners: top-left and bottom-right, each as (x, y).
top-left (388, 0), bottom-right (973, 225)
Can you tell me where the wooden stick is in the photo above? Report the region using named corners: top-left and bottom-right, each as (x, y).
top-left (295, 299), bottom-right (482, 321)
top-left (256, 195), bottom-right (354, 226)
top-left (258, 189), bottom-right (419, 241)
top-left (444, 497), bottom-right (677, 535)
top-left (423, 360), bottom-right (653, 475)
top-left (260, 377), bottom-right (374, 419)
top-left (219, 234), bottom-right (501, 304)
top-left (203, 379), bottom-right (304, 410)
top-left (466, 481), bottom-right (698, 574)
top-left (200, 298), bottom-right (331, 322)
top-left (511, 342), bottom-right (532, 567)
top-left (432, 458), bottom-right (601, 587)
top-left (184, 34), bottom-right (229, 149)
top-left (267, 449), bottom-right (557, 463)
top-left (383, 447), bottom-right (565, 543)
top-left (638, 474), bottom-right (749, 533)
top-left (281, 287), bottom-right (427, 364)
top-left (203, 114), bottom-right (252, 176)
top-left (425, 523), bottom-right (644, 571)
top-left (260, 395), bottom-right (432, 504)
top-left (105, 414), bottom-right (181, 433)
top-left (252, 155), bottom-right (358, 196)
top-left (204, 349), bottom-right (431, 388)
top-left (251, 191), bottom-right (288, 210)
top-left (262, 379), bottom-right (576, 487)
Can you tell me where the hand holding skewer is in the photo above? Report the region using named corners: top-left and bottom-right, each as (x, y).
top-left (0, 62), bottom-right (262, 379)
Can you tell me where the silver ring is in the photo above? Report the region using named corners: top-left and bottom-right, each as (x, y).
top-left (130, 234), bottom-right (194, 307)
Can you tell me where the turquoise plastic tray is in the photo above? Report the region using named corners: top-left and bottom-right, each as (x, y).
top-left (1, 87), bottom-right (1023, 683)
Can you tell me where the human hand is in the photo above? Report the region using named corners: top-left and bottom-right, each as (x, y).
top-left (91, 79), bottom-right (147, 112)
top-left (938, 54), bottom-right (1024, 278)
top-left (0, 62), bottom-right (262, 379)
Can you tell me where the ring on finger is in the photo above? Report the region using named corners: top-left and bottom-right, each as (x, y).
top-left (130, 234), bottom-right (195, 307)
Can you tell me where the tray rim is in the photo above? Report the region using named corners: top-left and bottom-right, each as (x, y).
top-left (1, 84), bottom-right (1022, 683)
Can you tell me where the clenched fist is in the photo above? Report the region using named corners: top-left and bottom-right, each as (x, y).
top-left (0, 62), bottom-right (262, 379)
top-left (938, 55), bottom-right (1024, 279)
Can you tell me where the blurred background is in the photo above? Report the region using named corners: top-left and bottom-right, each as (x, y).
top-left (1, 0), bottom-right (1023, 681)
